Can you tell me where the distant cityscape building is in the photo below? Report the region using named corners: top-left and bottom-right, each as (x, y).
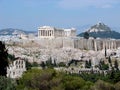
top-left (38, 26), bottom-right (76, 39)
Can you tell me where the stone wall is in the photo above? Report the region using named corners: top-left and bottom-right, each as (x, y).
top-left (35, 38), bottom-right (118, 51)
top-left (36, 38), bottom-right (63, 49)
top-left (13, 37), bottom-right (119, 51)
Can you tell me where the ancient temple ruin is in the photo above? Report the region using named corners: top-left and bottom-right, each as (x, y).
top-left (7, 59), bottom-right (26, 78)
top-left (38, 26), bottom-right (76, 39)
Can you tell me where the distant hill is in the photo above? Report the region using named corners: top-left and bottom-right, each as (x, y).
top-left (0, 28), bottom-right (37, 35)
top-left (78, 22), bottom-right (120, 39)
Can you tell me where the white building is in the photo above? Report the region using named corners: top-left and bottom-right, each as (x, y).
top-left (38, 26), bottom-right (76, 39)
top-left (7, 59), bottom-right (26, 79)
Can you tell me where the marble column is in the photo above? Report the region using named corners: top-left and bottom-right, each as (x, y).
top-left (48, 30), bottom-right (50, 36)
top-left (42, 30), bottom-right (43, 36)
top-left (47, 30), bottom-right (49, 36)
top-left (46, 30), bottom-right (47, 36)
top-left (46, 30), bottom-right (48, 36)
top-left (51, 30), bottom-right (53, 36)
top-left (94, 40), bottom-right (97, 51)
top-left (41, 30), bottom-right (43, 36)
top-left (43, 30), bottom-right (44, 36)
top-left (48, 30), bottom-right (49, 36)
top-left (40, 30), bottom-right (41, 36)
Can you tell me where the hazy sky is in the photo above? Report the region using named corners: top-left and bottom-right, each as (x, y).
top-left (0, 0), bottom-right (120, 32)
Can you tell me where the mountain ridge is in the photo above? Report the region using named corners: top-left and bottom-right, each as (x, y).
top-left (0, 28), bottom-right (37, 35)
top-left (78, 22), bottom-right (120, 39)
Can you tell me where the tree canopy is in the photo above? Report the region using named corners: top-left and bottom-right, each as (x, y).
top-left (0, 41), bottom-right (9, 76)
top-left (83, 32), bottom-right (89, 39)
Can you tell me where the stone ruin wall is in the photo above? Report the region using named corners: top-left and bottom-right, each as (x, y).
top-left (7, 59), bottom-right (26, 79)
top-left (33, 38), bottom-right (118, 51)
top-left (74, 39), bottom-right (117, 51)
top-left (11, 38), bottom-right (119, 51)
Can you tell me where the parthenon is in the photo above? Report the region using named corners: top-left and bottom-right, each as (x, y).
top-left (38, 26), bottom-right (76, 39)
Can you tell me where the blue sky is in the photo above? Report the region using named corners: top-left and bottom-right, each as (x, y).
top-left (0, 0), bottom-right (120, 32)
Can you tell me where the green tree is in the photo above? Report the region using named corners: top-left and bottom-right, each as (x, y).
top-left (113, 71), bottom-right (120, 83)
top-left (46, 57), bottom-right (54, 68)
top-left (25, 60), bottom-right (32, 70)
top-left (99, 60), bottom-right (109, 70)
top-left (105, 46), bottom-right (107, 57)
top-left (85, 61), bottom-right (89, 68)
top-left (89, 60), bottom-right (91, 66)
top-left (17, 68), bottom-right (63, 90)
top-left (40, 61), bottom-right (46, 69)
top-left (108, 56), bottom-right (112, 68)
top-left (17, 68), bottom-right (93, 90)
top-left (84, 32), bottom-right (89, 39)
top-left (0, 76), bottom-right (16, 90)
top-left (91, 80), bottom-right (114, 90)
top-left (79, 73), bottom-right (101, 83)
top-left (58, 62), bottom-right (66, 67)
top-left (114, 60), bottom-right (119, 70)
top-left (62, 75), bottom-right (86, 90)
top-left (32, 62), bottom-right (39, 67)
top-left (85, 60), bottom-right (91, 68)
top-left (82, 81), bottom-right (93, 90)
top-left (0, 41), bottom-right (9, 76)
top-left (53, 59), bottom-right (57, 67)
top-left (8, 54), bottom-right (15, 61)
top-left (103, 70), bottom-right (120, 83)
top-left (114, 81), bottom-right (120, 90)
top-left (108, 56), bottom-right (111, 64)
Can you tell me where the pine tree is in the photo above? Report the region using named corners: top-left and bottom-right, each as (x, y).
top-left (114, 60), bottom-right (119, 70)
top-left (108, 56), bottom-right (111, 64)
top-left (84, 32), bottom-right (89, 39)
top-left (89, 59), bottom-right (92, 68)
top-left (0, 41), bottom-right (9, 76)
top-left (85, 61), bottom-right (88, 68)
top-left (105, 45), bottom-right (107, 57)
top-left (85, 60), bottom-right (91, 68)
top-left (53, 59), bottom-right (57, 67)
top-left (40, 61), bottom-right (46, 69)
top-left (108, 56), bottom-right (112, 68)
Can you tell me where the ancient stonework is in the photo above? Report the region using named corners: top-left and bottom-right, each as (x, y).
top-left (38, 26), bottom-right (76, 39)
top-left (37, 26), bottom-right (118, 50)
top-left (32, 38), bottom-right (117, 51)
top-left (7, 59), bottom-right (26, 78)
